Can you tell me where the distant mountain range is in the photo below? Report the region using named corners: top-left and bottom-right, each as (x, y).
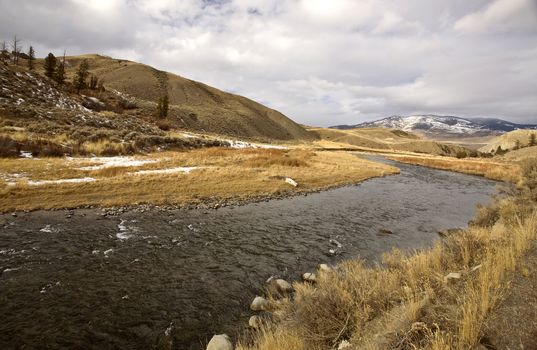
top-left (331, 115), bottom-right (537, 137)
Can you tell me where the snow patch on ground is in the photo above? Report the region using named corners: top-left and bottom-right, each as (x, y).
top-left (132, 167), bottom-right (198, 175)
top-left (227, 139), bottom-right (288, 150)
top-left (20, 151), bottom-right (33, 159)
top-left (9, 177), bottom-right (97, 186)
top-left (76, 156), bottom-right (158, 171)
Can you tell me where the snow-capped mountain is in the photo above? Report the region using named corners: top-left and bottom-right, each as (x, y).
top-left (331, 115), bottom-right (537, 137)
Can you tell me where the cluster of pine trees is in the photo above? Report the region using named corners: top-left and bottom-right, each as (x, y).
top-left (2, 35), bottom-right (104, 94)
top-left (4, 35), bottom-right (170, 118)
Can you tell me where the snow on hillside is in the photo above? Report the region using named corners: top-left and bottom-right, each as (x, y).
top-left (332, 115), bottom-right (537, 136)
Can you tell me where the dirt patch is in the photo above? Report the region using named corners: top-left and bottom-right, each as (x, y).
top-left (484, 245), bottom-right (537, 350)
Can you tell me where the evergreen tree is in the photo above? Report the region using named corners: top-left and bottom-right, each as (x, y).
top-left (530, 134), bottom-right (536, 147)
top-left (74, 59), bottom-right (90, 92)
top-left (54, 50), bottom-right (66, 85)
top-left (27, 46), bottom-right (35, 70)
top-left (515, 139), bottom-right (521, 150)
top-left (44, 53), bottom-right (57, 78)
top-left (55, 61), bottom-right (65, 85)
top-left (157, 94), bottom-right (169, 118)
top-left (162, 94), bottom-right (169, 117)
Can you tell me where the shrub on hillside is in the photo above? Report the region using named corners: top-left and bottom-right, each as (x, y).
top-left (156, 120), bottom-right (171, 131)
top-left (0, 135), bottom-right (20, 157)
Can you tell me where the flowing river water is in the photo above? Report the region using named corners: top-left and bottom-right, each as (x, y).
top-left (0, 157), bottom-right (499, 349)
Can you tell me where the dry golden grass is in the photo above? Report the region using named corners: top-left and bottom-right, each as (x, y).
top-left (0, 148), bottom-right (398, 212)
top-left (236, 172), bottom-right (537, 350)
top-left (387, 154), bottom-right (520, 182)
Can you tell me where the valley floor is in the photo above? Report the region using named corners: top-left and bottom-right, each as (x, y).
top-left (0, 148), bottom-right (398, 212)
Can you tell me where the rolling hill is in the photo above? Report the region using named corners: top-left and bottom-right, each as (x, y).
top-left (309, 127), bottom-right (469, 156)
top-left (58, 55), bottom-right (314, 142)
top-left (478, 129), bottom-right (537, 153)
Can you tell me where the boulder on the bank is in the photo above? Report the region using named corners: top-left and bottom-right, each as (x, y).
top-left (275, 279), bottom-right (293, 294)
top-left (302, 272), bottom-right (317, 283)
top-left (285, 177), bottom-right (298, 187)
top-left (250, 296), bottom-right (269, 311)
top-left (206, 334), bottom-right (233, 350)
top-left (248, 315), bottom-right (263, 329)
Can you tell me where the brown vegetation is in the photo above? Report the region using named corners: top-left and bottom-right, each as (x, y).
top-left (0, 148), bottom-right (398, 212)
top-left (387, 154), bottom-right (520, 182)
top-left (236, 158), bottom-right (537, 350)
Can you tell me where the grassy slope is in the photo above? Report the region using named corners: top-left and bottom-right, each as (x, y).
top-left (236, 159), bottom-right (537, 350)
top-left (57, 55), bottom-right (315, 142)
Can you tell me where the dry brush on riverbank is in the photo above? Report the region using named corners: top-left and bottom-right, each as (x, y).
top-left (236, 158), bottom-right (537, 350)
top-left (386, 154), bottom-right (520, 183)
top-left (0, 148), bottom-right (398, 212)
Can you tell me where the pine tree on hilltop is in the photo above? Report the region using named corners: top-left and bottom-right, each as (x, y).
top-left (27, 46), bottom-right (35, 70)
top-left (74, 59), bottom-right (90, 92)
top-left (44, 53), bottom-right (57, 78)
top-left (530, 134), bottom-right (536, 147)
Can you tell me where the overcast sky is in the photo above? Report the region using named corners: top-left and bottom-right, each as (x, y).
top-left (1, 0), bottom-right (536, 126)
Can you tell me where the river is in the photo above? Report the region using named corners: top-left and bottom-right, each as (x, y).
top-left (0, 157), bottom-right (498, 349)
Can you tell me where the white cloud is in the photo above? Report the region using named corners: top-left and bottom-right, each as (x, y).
top-left (0, 0), bottom-right (536, 126)
top-left (454, 0), bottom-right (537, 34)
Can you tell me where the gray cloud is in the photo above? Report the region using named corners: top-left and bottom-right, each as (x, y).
top-left (1, 0), bottom-right (536, 126)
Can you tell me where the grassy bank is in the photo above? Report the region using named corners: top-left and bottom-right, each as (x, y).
top-left (0, 148), bottom-right (398, 212)
top-left (386, 154), bottom-right (520, 182)
top-left (237, 158), bottom-right (537, 350)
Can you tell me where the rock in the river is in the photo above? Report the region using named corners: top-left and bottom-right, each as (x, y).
top-left (302, 272), bottom-right (317, 283)
top-left (248, 315), bottom-right (263, 329)
top-left (285, 177), bottom-right (298, 187)
top-left (443, 272), bottom-right (461, 283)
top-left (275, 279), bottom-right (293, 294)
top-left (206, 334), bottom-right (233, 350)
top-left (250, 296), bottom-right (269, 311)
top-left (379, 228), bottom-right (394, 234)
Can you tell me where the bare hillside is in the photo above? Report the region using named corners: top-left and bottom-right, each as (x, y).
top-left (479, 129), bottom-right (537, 153)
top-left (310, 127), bottom-right (469, 156)
top-left (57, 55), bottom-right (315, 142)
